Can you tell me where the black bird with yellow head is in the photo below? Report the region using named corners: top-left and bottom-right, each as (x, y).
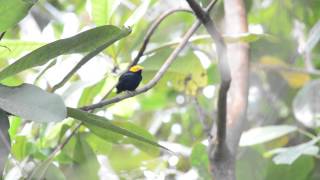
top-left (116, 65), bottom-right (144, 94)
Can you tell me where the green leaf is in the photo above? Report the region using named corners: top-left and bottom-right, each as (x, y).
top-left (78, 78), bottom-right (106, 107)
top-left (91, 0), bottom-right (108, 25)
top-left (265, 156), bottom-right (314, 180)
top-left (266, 137), bottom-right (320, 165)
top-left (124, 0), bottom-right (150, 27)
top-left (44, 164), bottom-right (66, 180)
top-left (0, 84), bottom-right (66, 122)
top-left (85, 133), bottom-right (112, 155)
top-left (190, 143), bottom-right (211, 180)
top-left (0, 25), bottom-right (131, 81)
top-left (8, 116), bottom-right (21, 141)
top-left (113, 120), bottom-right (160, 156)
top-left (67, 107), bottom-right (169, 152)
top-left (239, 125), bottom-right (297, 146)
top-left (0, 40), bottom-right (45, 60)
top-left (90, 0), bottom-right (120, 26)
top-left (0, 0), bottom-right (36, 32)
top-left (70, 134), bottom-right (99, 180)
top-left (11, 135), bottom-right (35, 160)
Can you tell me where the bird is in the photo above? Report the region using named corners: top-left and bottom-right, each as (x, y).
top-left (116, 65), bottom-right (144, 94)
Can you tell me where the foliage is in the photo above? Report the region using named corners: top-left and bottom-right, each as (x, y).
top-left (0, 0), bottom-right (320, 179)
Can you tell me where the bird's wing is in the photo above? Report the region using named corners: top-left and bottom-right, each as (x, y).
top-left (118, 72), bottom-right (132, 82)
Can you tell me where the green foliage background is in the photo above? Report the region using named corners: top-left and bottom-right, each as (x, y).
top-left (0, 0), bottom-right (320, 179)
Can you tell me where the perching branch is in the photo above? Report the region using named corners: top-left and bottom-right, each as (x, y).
top-left (185, 0), bottom-right (231, 154)
top-left (81, 0), bottom-right (218, 111)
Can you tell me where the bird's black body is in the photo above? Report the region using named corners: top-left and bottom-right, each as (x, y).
top-left (116, 70), bottom-right (142, 94)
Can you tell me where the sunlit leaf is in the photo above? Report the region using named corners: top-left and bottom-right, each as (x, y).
top-left (85, 133), bottom-right (112, 155)
top-left (11, 135), bottom-right (36, 160)
top-left (124, 0), bottom-right (150, 27)
top-left (78, 78), bottom-right (106, 107)
top-left (0, 40), bottom-right (45, 60)
top-left (0, 84), bottom-right (66, 122)
top-left (239, 125), bottom-right (297, 146)
top-left (91, 0), bottom-right (109, 25)
top-left (0, 0), bottom-right (36, 32)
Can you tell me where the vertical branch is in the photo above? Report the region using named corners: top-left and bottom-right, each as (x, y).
top-left (223, 0), bottom-right (249, 154)
top-left (186, 0), bottom-right (249, 179)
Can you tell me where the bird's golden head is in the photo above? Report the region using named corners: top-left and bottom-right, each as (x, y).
top-left (129, 65), bottom-right (144, 72)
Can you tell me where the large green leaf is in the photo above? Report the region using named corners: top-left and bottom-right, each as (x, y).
top-left (0, 0), bottom-right (36, 32)
top-left (0, 84), bottom-right (66, 122)
top-left (67, 107), bottom-right (169, 152)
top-left (0, 25), bottom-right (131, 81)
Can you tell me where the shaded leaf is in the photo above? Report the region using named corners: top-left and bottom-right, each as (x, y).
top-left (0, 84), bottom-right (66, 122)
top-left (67, 107), bottom-right (169, 152)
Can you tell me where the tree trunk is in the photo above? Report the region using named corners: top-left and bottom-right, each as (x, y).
top-left (210, 0), bottom-right (249, 179)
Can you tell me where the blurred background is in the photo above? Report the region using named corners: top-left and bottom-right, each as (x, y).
top-left (1, 0), bottom-right (320, 179)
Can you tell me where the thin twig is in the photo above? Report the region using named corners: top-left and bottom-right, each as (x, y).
top-left (130, 8), bottom-right (192, 66)
top-left (185, 0), bottom-right (231, 154)
top-left (193, 97), bottom-right (211, 135)
top-left (0, 32), bottom-right (5, 41)
top-left (81, 1), bottom-right (218, 111)
top-left (28, 122), bottom-right (82, 180)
